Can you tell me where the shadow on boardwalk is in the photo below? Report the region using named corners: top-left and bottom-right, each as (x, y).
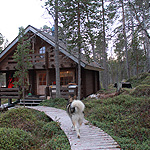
top-left (28, 106), bottom-right (121, 150)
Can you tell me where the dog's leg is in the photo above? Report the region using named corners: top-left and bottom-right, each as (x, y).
top-left (71, 119), bottom-right (75, 130)
top-left (74, 122), bottom-right (80, 138)
top-left (72, 125), bottom-right (75, 131)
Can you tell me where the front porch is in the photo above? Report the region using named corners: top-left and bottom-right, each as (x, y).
top-left (0, 84), bottom-right (77, 107)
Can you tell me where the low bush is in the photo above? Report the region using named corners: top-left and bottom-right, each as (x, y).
top-left (0, 108), bottom-right (50, 134)
top-left (39, 98), bottom-right (67, 110)
top-left (43, 134), bottom-right (71, 150)
top-left (41, 122), bottom-right (63, 138)
top-left (0, 127), bottom-right (39, 150)
top-left (132, 84), bottom-right (150, 97)
top-left (127, 72), bottom-right (150, 87)
top-left (141, 75), bottom-right (150, 84)
top-left (0, 108), bottom-right (71, 150)
top-left (83, 95), bottom-right (150, 149)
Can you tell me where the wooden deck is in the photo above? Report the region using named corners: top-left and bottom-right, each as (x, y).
top-left (28, 106), bottom-right (121, 150)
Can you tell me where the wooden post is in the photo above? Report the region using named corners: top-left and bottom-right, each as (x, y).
top-left (8, 98), bottom-right (12, 105)
top-left (82, 69), bottom-right (86, 98)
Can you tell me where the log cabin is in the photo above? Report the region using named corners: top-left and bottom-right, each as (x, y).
top-left (0, 25), bottom-right (103, 99)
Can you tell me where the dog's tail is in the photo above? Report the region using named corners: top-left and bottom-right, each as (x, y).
top-left (71, 100), bottom-right (85, 112)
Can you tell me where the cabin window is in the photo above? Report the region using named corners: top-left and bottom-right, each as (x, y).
top-left (39, 46), bottom-right (45, 58)
top-left (60, 71), bottom-right (75, 85)
top-left (39, 46), bottom-right (46, 54)
top-left (39, 73), bottom-right (46, 85)
top-left (0, 73), bottom-right (6, 87)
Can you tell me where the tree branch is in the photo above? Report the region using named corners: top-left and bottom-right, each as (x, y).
top-left (128, 1), bottom-right (150, 39)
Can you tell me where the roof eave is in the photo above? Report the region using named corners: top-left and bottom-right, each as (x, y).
top-left (84, 64), bottom-right (104, 71)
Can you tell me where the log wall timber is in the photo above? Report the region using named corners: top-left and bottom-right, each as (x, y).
top-left (0, 35), bottom-right (76, 71)
top-left (0, 51), bottom-right (76, 71)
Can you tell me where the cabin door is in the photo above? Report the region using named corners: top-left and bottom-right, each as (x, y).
top-left (37, 71), bottom-right (47, 95)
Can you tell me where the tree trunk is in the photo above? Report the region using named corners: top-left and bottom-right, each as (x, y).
top-left (102, 0), bottom-right (108, 90)
top-left (131, 13), bottom-right (139, 77)
top-left (92, 42), bottom-right (96, 62)
top-left (121, 0), bottom-right (130, 79)
top-left (143, 8), bottom-right (150, 70)
top-left (54, 0), bottom-right (61, 98)
top-left (77, 2), bottom-right (81, 100)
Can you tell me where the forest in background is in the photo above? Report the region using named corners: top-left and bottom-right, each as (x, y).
top-left (0, 0), bottom-right (149, 90)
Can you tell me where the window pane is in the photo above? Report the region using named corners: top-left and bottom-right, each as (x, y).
top-left (60, 71), bottom-right (74, 85)
top-left (0, 73), bottom-right (6, 87)
top-left (39, 46), bottom-right (45, 54)
top-left (39, 73), bottom-right (46, 85)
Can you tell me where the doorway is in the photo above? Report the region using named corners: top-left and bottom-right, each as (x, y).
top-left (37, 71), bottom-right (46, 95)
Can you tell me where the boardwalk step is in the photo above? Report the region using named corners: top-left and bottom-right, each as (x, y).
top-left (18, 98), bottom-right (43, 106)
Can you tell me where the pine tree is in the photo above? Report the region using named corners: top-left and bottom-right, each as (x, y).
top-left (13, 27), bottom-right (33, 105)
top-left (54, 0), bottom-right (61, 98)
top-left (44, 0), bottom-right (101, 98)
top-left (120, 0), bottom-right (130, 79)
top-left (128, 0), bottom-right (150, 70)
top-left (45, 0), bottom-right (61, 98)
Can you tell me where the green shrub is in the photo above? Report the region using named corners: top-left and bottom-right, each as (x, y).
top-left (31, 109), bottom-right (52, 122)
top-left (132, 84), bottom-right (150, 97)
top-left (83, 95), bottom-right (150, 150)
top-left (0, 107), bottom-right (71, 149)
top-left (0, 127), bottom-right (38, 150)
top-left (41, 121), bottom-right (63, 138)
top-left (127, 73), bottom-right (150, 87)
top-left (0, 108), bottom-right (47, 134)
top-left (39, 98), bottom-right (67, 109)
top-left (141, 75), bottom-right (150, 85)
top-left (41, 135), bottom-right (71, 150)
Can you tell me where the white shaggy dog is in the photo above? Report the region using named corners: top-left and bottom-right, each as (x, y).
top-left (67, 99), bottom-right (85, 138)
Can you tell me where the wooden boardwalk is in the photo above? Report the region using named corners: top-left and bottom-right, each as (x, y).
top-left (28, 106), bottom-right (121, 150)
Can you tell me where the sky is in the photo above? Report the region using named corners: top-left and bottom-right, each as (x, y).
top-left (0, 0), bottom-right (53, 43)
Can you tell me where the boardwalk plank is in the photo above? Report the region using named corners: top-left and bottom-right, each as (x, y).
top-left (28, 106), bottom-right (121, 150)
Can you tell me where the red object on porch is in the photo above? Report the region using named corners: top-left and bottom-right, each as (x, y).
top-left (8, 78), bottom-right (14, 88)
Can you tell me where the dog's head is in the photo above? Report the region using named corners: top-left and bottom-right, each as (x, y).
top-left (68, 95), bottom-right (77, 103)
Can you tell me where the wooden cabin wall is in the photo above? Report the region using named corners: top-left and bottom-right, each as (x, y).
top-left (94, 71), bottom-right (100, 92)
top-left (87, 70), bottom-right (94, 95)
top-left (29, 70), bottom-right (36, 95)
top-left (82, 69), bottom-right (100, 97)
top-left (0, 43), bottom-right (17, 71)
top-left (48, 69), bottom-right (55, 85)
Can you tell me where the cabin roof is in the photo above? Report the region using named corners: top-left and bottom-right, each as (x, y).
top-left (0, 25), bottom-right (103, 71)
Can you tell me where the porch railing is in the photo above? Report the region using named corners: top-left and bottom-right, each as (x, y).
top-left (29, 53), bottom-right (45, 65)
top-left (48, 86), bottom-right (77, 99)
top-left (0, 88), bottom-right (21, 107)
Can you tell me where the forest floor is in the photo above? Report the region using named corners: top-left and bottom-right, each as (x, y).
top-left (83, 72), bottom-right (150, 149)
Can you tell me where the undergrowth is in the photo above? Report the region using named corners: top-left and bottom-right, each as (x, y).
top-left (38, 92), bottom-right (150, 149)
top-left (39, 98), bottom-right (67, 110)
top-left (127, 72), bottom-right (150, 87)
top-left (0, 108), bottom-right (71, 150)
top-left (83, 95), bottom-right (150, 150)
